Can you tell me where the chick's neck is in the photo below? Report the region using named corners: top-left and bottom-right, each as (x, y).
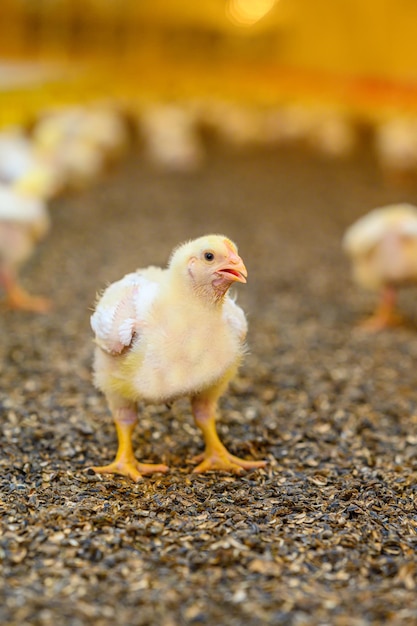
top-left (167, 265), bottom-right (228, 309)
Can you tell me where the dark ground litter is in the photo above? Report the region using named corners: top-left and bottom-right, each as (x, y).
top-left (1, 142), bottom-right (417, 626)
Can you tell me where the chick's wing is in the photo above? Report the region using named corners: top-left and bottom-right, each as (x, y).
top-left (91, 271), bottom-right (159, 355)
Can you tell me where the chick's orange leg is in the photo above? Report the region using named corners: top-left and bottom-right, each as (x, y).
top-left (360, 285), bottom-right (402, 331)
top-left (91, 408), bottom-right (169, 482)
top-left (1, 271), bottom-right (51, 313)
top-left (191, 396), bottom-right (266, 474)
top-left (5, 283), bottom-right (51, 313)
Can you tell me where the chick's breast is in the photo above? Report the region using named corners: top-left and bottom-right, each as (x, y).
top-left (117, 297), bottom-right (246, 402)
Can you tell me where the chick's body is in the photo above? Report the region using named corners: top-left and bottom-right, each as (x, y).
top-left (91, 235), bottom-right (265, 481)
top-left (93, 268), bottom-right (245, 403)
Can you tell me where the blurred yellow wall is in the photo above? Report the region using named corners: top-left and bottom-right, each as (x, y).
top-left (278, 0), bottom-right (417, 81)
top-left (1, 0), bottom-right (417, 82)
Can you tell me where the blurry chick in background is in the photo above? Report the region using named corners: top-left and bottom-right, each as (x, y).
top-left (32, 108), bottom-right (105, 190)
top-left (374, 118), bottom-right (417, 185)
top-left (32, 104), bottom-right (129, 190)
top-left (258, 104), bottom-right (356, 159)
top-left (0, 183), bottom-right (50, 312)
top-left (90, 235), bottom-right (266, 481)
top-left (139, 104), bottom-right (204, 171)
top-left (343, 204), bottom-right (417, 330)
top-left (0, 127), bottom-right (63, 199)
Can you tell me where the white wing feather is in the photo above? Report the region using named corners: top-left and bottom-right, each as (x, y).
top-left (223, 296), bottom-right (248, 341)
top-left (91, 271), bottom-right (160, 354)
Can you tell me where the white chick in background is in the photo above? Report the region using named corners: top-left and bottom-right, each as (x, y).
top-left (90, 235), bottom-right (266, 481)
top-left (0, 127), bottom-right (35, 182)
top-left (261, 104), bottom-right (319, 146)
top-left (32, 108), bottom-right (100, 188)
top-left (139, 104), bottom-right (204, 171)
top-left (306, 111), bottom-right (357, 158)
top-left (343, 203), bottom-right (417, 329)
top-left (32, 107), bottom-right (107, 189)
top-left (198, 100), bottom-right (266, 148)
top-left (262, 106), bottom-right (356, 157)
top-left (374, 117), bottom-right (417, 184)
top-left (0, 127), bottom-right (62, 199)
top-left (78, 105), bottom-right (129, 163)
top-left (0, 183), bottom-right (50, 312)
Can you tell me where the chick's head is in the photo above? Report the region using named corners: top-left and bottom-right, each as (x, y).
top-left (169, 234), bottom-right (247, 302)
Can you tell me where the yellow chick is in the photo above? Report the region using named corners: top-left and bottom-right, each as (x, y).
top-left (343, 203), bottom-right (417, 329)
top-left (90, 235), bottom-right (266, 481)
top-left (0, 183), bottom-right (50, 312)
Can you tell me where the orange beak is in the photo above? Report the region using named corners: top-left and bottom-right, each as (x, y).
top-left (216, 254), bottom-right (248, 284)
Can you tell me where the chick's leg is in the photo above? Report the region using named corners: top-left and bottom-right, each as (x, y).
top-left (191, 394), bottom-right (266, 474)
top-left (360, 285), bottom-right (402, 331)
top-left (1, 269), bottom-right (50, 313)
top-left (6, 282), bottom-right (51, 313)
top-left (92, 406), bottom-right (169, 482)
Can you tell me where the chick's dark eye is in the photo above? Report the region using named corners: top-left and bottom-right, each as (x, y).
top-left (204, 251), bottom-right (215, 262)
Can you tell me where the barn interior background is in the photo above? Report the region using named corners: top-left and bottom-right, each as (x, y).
top-left (1, 0), bottom-right (417, 122)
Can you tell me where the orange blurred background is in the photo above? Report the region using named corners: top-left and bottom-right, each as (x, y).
top-left (1, 0), bottom-right (417, 124)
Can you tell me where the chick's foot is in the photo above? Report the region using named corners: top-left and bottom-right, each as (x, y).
top-left (5, 286), bottom-right (51, 313)
top-left (91, 460), bottom-right (169, 482)
top-left (358, 310), bottom-right (404, 331)
top-left (192, 396), bottom-right (266, 474)
top-left (91, 408), bottom-right (169, 481)
top-left (192, 449), bottom-right (266, 474)
top-left (358, 286), bottom-right (402, 331)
